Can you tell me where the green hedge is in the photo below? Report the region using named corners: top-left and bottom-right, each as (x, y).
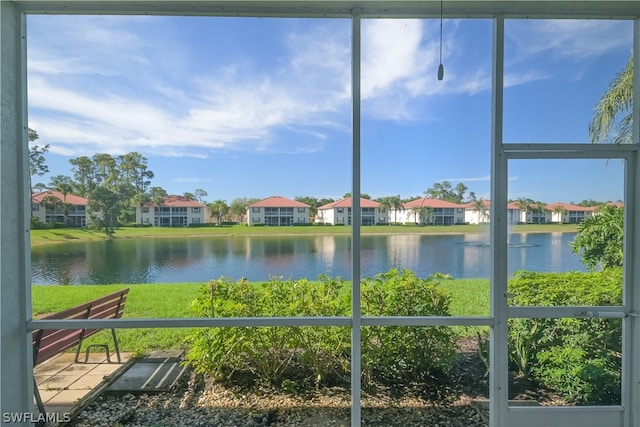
top-left (508, 269), bottom-right (622, 404)
top-left (185, 269), bottom-right (457, 390)
top-left (360, 269), bottom-right (457, 383)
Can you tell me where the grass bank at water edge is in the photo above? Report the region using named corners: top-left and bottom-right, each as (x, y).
top-left (30, 223), bottom-right (579, 247)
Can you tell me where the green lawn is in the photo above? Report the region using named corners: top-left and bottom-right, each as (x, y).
top-left (32, 279), bottom-right (490, 355)
top-left (30, 223), bottom-right (579, 247)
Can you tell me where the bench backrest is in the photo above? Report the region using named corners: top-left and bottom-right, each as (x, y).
top-left (32, 288), bottom-right (129, 365)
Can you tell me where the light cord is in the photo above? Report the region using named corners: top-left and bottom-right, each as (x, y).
top-left (437, 0), bottom-right (444, 80)
top-left (439, 0), bottom-right (443, 64)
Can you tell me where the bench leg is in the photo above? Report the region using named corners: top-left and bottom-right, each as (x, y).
top-left (74, 341), bottom-right (83, 363)
top-left (111, 328), bottom-right (121, 363)
top-left (84, 344), bottom-right (112, 363)
top-left (75, 329), bottom-right (122, 363)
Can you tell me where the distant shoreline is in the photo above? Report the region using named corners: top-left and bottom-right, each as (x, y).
top-left (30, 223), bottom-right (580, 248)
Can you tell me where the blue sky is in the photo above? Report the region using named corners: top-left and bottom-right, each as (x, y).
top-left (27, 15), bottom-right (632, 204)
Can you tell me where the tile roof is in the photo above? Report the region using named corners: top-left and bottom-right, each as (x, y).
top-left (461, 199), bottom-right (491, 209)
top-left (403, 198), bottom-right (463, 209)
top-left (546, 202), bottom-right (597, 212)
top-left (32, 190), bottom-right (88, 206)
top-left (318, 197), bottom-right (380, 209)
top-left (459, 200), bottom-right (525, 210)
top-left (248, 196), bottom-right (310, 208)
top-left (146, 195), bottom-right (205, 207)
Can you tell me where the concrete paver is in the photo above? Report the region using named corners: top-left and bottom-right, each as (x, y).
top-left (107, 350), bottom-right (187, 393)
top-left (34, 352), bottom-right (132, 420)
top-left (69, 374), bottom-right (106, 390)
top-left (34, 350), bottom-right (189, 423)
top-left (38, 375), bottom-right (78, 391)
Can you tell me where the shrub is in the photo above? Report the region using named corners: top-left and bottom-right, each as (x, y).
top-left (571, 205), bottom-right (623, 270)
top-left (30, 217), bottom-right (49, 229)
top-left (508, 269), bottom-right (622, 404)
top-left (187, 222), bottom-right (216, 228)
top-left (185, 269), bottom-right (458, 390)
top-left (361, 268), bottom-right (458, 384)
top-left (185, 275), bottom-right (351, 388)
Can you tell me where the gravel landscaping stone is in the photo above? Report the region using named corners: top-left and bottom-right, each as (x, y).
top-left (71, 373), bottom-right (487, 427)
top-left (70, 342), bottom-right (492, 427)
top-left (70, 339), bottom-right (564, 426)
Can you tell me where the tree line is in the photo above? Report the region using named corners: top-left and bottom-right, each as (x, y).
top-left (29, 132), bottom-right (618, 231)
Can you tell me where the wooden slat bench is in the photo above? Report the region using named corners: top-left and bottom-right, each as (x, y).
top-left (32, 288), bottom-right (129, 418)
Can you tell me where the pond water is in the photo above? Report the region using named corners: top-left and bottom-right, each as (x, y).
top-left (31, 232), bottom-right (586, 285)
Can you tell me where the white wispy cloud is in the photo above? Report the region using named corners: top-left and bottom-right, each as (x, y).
top-left (174, 177), bottom-right (213, 183)
top-left (28, 16), bottom-right (353, 158)
top-left (441, 175), bottom-right (519, 182)
top-left (441, 175), bottom-right (490, 182)
top-left (507, 19), bottom-right (632, 61)
top-left (27, 16), bottom-right (629, 160)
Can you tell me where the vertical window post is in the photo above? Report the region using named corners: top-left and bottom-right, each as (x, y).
top-left (350, 8), bottom-right (362, 427)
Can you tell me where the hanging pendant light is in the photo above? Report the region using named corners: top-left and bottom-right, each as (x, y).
top-left (437, 0), bottom-right (444, 81)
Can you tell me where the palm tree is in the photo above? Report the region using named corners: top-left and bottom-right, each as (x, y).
top-left (552, 205), bottom-right (568, 224)
top-left (534, 201), bottom-right (548, 224)
top-left (379, 195), bottom-right (404, 225)
top-left (589, 54), bottom-right (633, 145)
top-left (389, 195), bottom-right (404, 224)
top-left (41, 195), bottom-right (61, 223)
top-left (49, 175), bottom-right (74, 202)
top-left (60, 202), bottom-right (72, 225)
top-left (515, 197), bottom-right (531, 224)
top-left (471, 198), bottom-right (489, 224)
top-left (411, 205), bottom-right (433, 226)
top-left (378, 197), bottom-right (393, 225)
top-left (133, 192), bottom-right (151, 224)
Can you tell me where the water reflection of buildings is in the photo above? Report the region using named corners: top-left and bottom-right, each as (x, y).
top-left (313, 236), bottom-right (337, 267)
top-left (244, 237), bottom-right (318, 278)
top-left (32, 233), bottom-right (582, 285)
top-left (548, 232), bottom-right (565, 271)
top-left (383, 235), bottom-right (422, 272)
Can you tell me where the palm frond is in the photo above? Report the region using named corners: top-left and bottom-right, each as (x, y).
top-left (588, 54), bottom-right (633, 144)
top-left (612, 113), bottom-right (633, 145)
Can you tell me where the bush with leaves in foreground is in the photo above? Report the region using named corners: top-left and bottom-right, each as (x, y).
top-left (508, 269), bottom-right (622, 404)
top-left (185, 269), bottom-right (458, 390)
top-left (360, 269), bottom-right (457, 384)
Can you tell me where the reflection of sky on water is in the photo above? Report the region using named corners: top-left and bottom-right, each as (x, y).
top-left (31, 232), bottom-right (587, 285)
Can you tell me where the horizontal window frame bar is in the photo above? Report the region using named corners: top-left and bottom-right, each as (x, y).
top-left (16, 1), bottom-right (640, 20)
top-left (28, 315), bottom-right (493, 330)
top-left (505, 406), bottom-right (624, 427)
top-left (503, 143), bottom-right (637, 160)
top-left (508, 306), bottom-right (627, 318)
top-left (362, 316), bottom-right (493, 326)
